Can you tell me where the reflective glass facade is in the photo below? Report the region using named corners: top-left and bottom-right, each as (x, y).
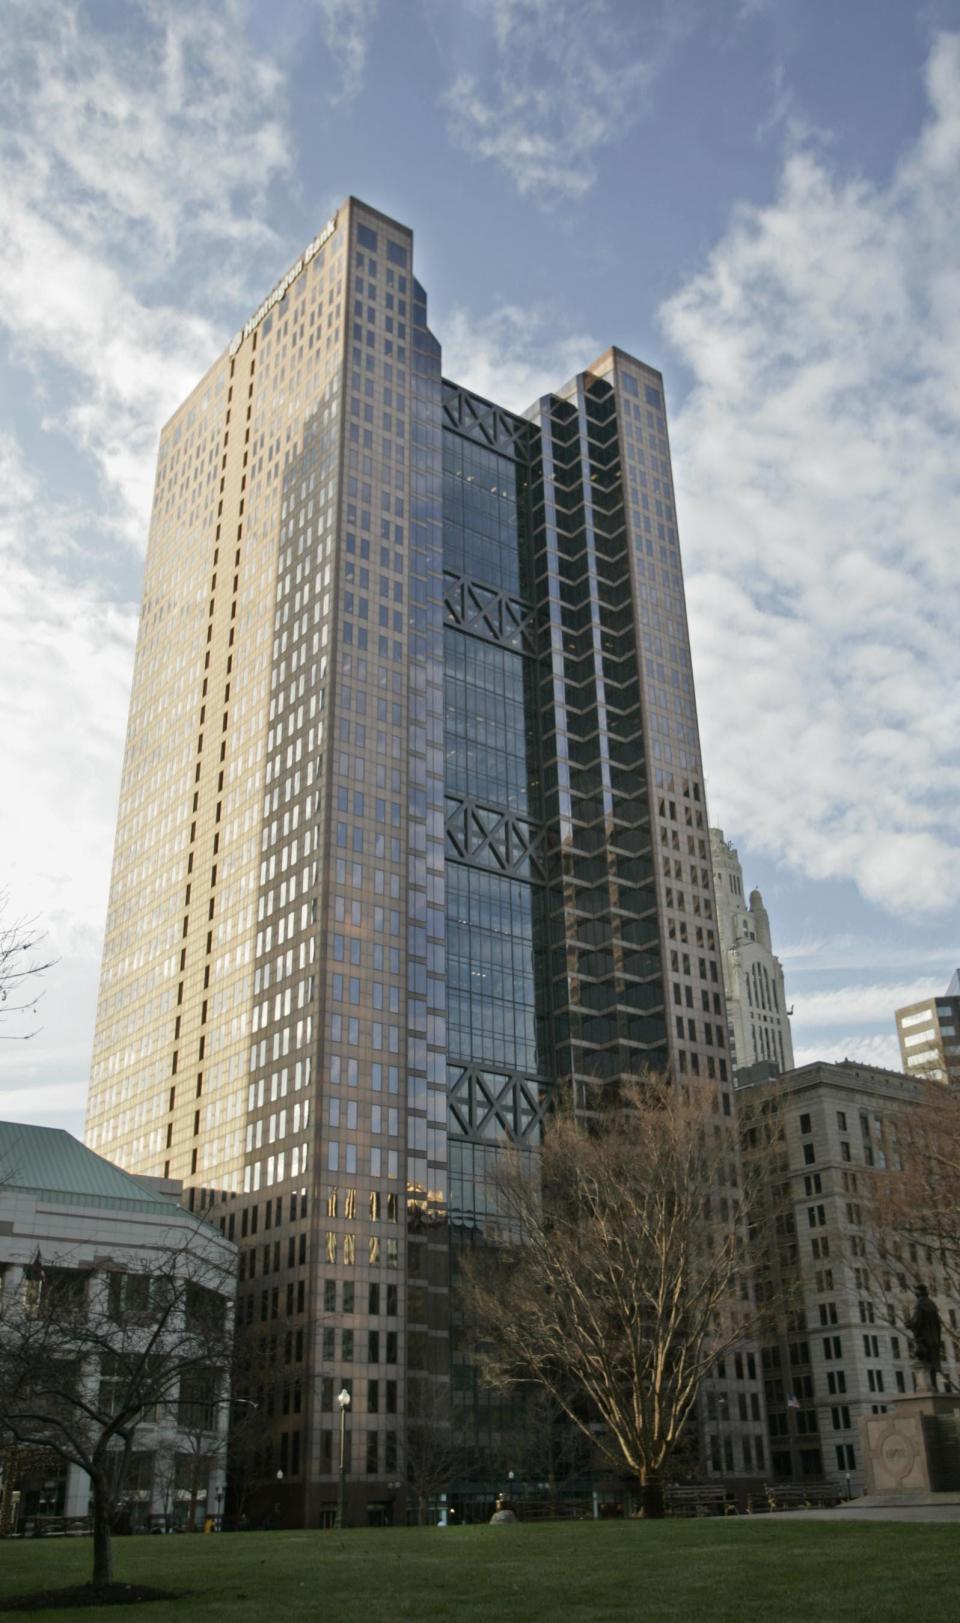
top-left (446, 865), bottom-right (543, 1073)
top-left (443, 633), bottom-right (538, 813)
top-left (440, 384), bottom-right (549, 1455)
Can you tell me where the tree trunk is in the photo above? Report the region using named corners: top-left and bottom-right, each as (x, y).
top-left (417, 1492), bottom-right (427, 1527)
top-left (91, 1477), bottom-right (113, 1587)
top-left (0, 1451), bottom-right (19, 1537)
top-left (640, 1475), bottom-right (665, 1519)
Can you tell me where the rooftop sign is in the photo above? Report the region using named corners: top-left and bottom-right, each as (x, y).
top-left (229, 212), bottom-right (338, 356)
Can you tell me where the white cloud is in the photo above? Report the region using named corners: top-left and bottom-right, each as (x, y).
top-left (440, 302), bottom-right (599, 414)
top-left (755, 62), bottom-right (835, 150)
top-left (315, 0), bottom-right (380, 102)
top-left (0, 3), bottom-right (294, 1131)
top-left (0, 439), bottom-right (138, 889)
top-left (441, 0), bottom-right (682, 204)
top-left (0, 1077), bottom-right (87, 1142)
top-left (780, 935), bottom-right (960, 976)
top-left (4, 0), bottom-right (287, 265)
top-left (792, 979), bottom-right (943, 1029)
top-left (663, 32), bottom-right (960, 918)
top-left (792, 1033), bottom-right (905, 1075)
top-left (2, 206), bottom-right (224, 544)
top-left (0, 0), bottom-right (291, 543)
top-left (0, 433), bottom-right (137, 1128)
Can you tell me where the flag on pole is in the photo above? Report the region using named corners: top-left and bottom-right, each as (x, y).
top-left (23, 1248), bottom-right (44, 1283)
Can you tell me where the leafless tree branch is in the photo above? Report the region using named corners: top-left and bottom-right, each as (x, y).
top-left (459, 1072), bottom-right (787, 1516)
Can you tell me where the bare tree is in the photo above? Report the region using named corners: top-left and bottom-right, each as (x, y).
top-left (225, 1316), bottom-right (295, 1523)
top-left (460, 1074), bottom-right (779, 1517)
top-left (150, 1445), bottom-right (179, 1533)
top-left (506, 1385), bottom-right (593, 1515)
top-left (869, 1078), bottom-right (960, 1292)
top-left (852, 1077), bottom-right (960, 1384)
top-left (0, 1237), bottom-right (233, 1587)
top-left (403, 1403), bottom-right (478, 1526)
top-left (174, 1372), bottom-right (228, 1530)
top-left (0, 896), bottom-right (55, 1039)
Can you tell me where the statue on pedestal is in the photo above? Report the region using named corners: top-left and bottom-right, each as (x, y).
top-left (906, 1284), bottom-right (943, 1393)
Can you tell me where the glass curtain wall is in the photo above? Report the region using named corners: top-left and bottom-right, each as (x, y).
top-left (440, 385), bottom-right (551, 1457)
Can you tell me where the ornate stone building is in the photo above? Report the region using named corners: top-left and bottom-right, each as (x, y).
top-left (711, 828), bottom-right (794, 1078)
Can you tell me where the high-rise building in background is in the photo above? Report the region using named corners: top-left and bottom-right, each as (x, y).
top-left (86, 199), bottom-right (766, 1524)
top-left (895, 971), bottom-right (960, 1085)
top-left (711, 829), bottom-right (794, 1078)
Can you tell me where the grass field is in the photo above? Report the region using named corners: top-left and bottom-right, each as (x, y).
top-left (0, 1520), bottom-right (955, 1622)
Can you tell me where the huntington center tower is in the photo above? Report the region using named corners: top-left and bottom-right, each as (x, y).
top-left (87, 199), bottom-right (764, 1523)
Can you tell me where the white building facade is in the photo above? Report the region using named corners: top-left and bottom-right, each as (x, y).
top-left (710, 829), bottom-right (794, 1078)
top-left (0, 1122), bottom-right (235, 1530)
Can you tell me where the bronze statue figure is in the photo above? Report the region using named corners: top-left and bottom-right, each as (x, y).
top-left (906, 1284), bottom-right (943, 1390)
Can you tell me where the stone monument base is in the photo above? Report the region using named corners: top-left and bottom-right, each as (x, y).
top-left (860, 1392), bottom-right (960, 1494)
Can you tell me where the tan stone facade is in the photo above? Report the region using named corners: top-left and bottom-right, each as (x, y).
top-left (741, 1060), bottom-right (960, 1493)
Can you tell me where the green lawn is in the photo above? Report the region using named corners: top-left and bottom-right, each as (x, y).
top-left (0, 1521), bottom-right (955, 1622)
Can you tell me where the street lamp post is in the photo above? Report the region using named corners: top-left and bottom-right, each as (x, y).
top-left (336, 1388), bottom-right (351, 1530)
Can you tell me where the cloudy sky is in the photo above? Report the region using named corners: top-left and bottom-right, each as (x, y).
top-left (2, 0), bottom-right (959, 1136)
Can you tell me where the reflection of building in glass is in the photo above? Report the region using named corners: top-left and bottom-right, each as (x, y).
top-left (710, 829), bottom-right (794, 1078)
top-left (86, 198), bottom-right (765, 1523)
top-left (895, 972), bottom-right (960, 1084)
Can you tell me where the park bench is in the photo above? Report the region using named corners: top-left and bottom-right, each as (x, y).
top-left (665, 1483), bottom-right (736, 1516)
top-left (16, 1515), bottom-right (92, 1538)
top-left (763, 1482), bottom-right (841, 1511)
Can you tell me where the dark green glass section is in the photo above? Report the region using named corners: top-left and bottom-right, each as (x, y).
top-left (449, 1138), bottom-right (514, 1223)
top-left (446, 864), bottom-right (543, 1073)
top-left (443, 629), bottom-right (539, 814)
top-left (442, 433), bottom-right (527, 596)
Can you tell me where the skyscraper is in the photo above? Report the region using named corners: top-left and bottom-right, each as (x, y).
top-left (710, 828), bottom-right (794, 1078)
top-left (86, 199), bottom-right (765, 1522)
top-left (894, 971), bottom-right (960, 1085)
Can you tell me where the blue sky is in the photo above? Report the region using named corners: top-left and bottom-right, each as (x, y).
top-left (2, 0), bottom-right (959, 1135)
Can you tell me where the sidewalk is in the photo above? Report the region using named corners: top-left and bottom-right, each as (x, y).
top-left (764, 1493), bottom-right (960, 1523)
